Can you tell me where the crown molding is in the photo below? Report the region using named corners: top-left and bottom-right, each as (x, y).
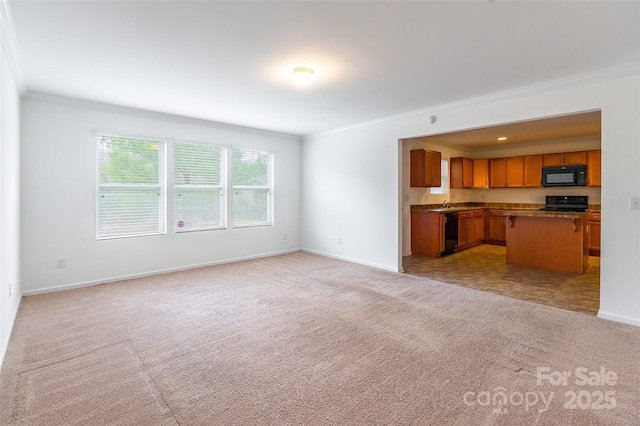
top-left (0, 0), bottom-right (26, 95)
top-left (22, 91), bottom-right (301, 141)
top-left (305, 62), bottom-right (640, 140)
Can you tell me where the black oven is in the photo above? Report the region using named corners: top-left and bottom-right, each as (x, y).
top-left (541, 195), bottom-right (588, 212)
top-left (542, 164), bottom-right (587, 187)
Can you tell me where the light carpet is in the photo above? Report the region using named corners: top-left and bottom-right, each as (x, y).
top-left (1, 251), bottom-right (638, 425)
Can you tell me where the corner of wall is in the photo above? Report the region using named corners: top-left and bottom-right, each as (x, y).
top-left (0, 294), bottom-right (21, 369)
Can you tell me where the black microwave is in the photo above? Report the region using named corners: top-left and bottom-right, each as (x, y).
top-left (542, 164), bottom-right (587, 187)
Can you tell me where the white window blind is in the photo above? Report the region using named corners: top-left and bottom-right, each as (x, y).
top-left (174, 142), bottom-right (226, 232)
top-left (430, 159), bottom-right (449, 195)
top-left (232, 148), bottom-right (273, 228)
top-left (96, 135), bottom-right (166, 239)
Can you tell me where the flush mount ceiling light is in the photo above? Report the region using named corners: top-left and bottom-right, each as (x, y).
top-left (291, 67), bottom-right (314, 86)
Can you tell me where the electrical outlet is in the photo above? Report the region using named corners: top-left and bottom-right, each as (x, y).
top-left (631, 196), bottom-right (640, 211)
top-left (283, 233), bottom-right (287, 241)
top-left (57, 258), bottom-right (66, 269)
top-left (338, 237), bottom-right (342, 245)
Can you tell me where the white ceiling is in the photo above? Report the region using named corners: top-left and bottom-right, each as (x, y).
top-left (407, 111), bottom-right (602, 150)
top-left (8, 1), bottom-right (640, 136)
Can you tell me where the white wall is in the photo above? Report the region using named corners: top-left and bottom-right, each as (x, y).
top-left (0, 46), bottom-right (22, 366)
top-left (302, 72), bottom-right (640, 326)
top-left (20, 98), bottom-right (301, 294)
top-left (301, 123), bottom-right (401, 272)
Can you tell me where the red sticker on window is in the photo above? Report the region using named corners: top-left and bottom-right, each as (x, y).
top-left (178, 221), bottom-right (184, 228)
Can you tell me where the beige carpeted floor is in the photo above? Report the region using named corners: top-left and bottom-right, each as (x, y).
top-left (1, 252), bottom-right (639, 425)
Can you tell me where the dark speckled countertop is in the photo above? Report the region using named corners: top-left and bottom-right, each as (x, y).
top-left (410, 202), bottom-right (601, 213)
top-left (503, 210), bottom-right (588, 219)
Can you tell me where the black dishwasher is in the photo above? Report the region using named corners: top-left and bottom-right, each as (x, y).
top-left (441, 212), bottom-right (459, 256)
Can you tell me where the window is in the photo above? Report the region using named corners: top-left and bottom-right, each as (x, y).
top-left (174, 142), bottom-right (226, 232)
top-left (96, 135), bottom-right (166, 239)
top-left (232, 148), bottom-right (273, 228)
top-left (430, 159), bottom-right (449, 195)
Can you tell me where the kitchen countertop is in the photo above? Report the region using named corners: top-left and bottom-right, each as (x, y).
top-left (503, 210), bottom-right (588, 219)
top-left (410, 203), bottom-right (600, 213)
top-left (411, 203), bottom-right (542, 213)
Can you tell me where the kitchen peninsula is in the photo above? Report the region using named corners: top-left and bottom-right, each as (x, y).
top-left (504, 210), bottom-right (589, 274)
top-left (410, 201), bottom-right (600, 268)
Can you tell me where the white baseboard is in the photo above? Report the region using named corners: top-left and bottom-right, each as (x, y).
top-left (1, 294), bottom-right (22, 369)
top-left (22, 249), bottom-right (302, 296)
top-left (597, 311), bottom-right (640, 327)
top-left (302, 248), bottom-right (401, 273)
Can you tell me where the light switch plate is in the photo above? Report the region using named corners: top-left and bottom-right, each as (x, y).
top-left (631, 196), bottom-right (640, 210)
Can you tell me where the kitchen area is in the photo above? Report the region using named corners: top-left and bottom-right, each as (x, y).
top-left (402, 112), bottom-right (602, 315)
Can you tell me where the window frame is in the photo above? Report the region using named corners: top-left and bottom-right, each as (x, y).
top-left (430, 158), bottom-right (449, 195)
top-left (231, 148), bottom-right (274, 229)
top-left (173, 140), bottom-right (228, 233)
top-left (95, 132), bottom-right (167, 240)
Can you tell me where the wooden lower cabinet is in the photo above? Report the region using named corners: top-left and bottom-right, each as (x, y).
top-left (457, 210), bottom-right (484, 251)
top-left (588, 212), bottom-right (601, 256)
top-left (486, 210), bottom-right (507, 245)
top-left (411, 211), bottom-right (444, 258)
top-left (474, 216), bottom-right (484, 242)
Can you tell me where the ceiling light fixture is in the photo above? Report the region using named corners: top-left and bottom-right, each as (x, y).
top-left (498, 137), bottom-right (508, 141)
top-left (291, 67), bottom-right (314, 86)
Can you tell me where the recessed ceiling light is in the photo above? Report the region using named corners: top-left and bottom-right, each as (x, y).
top-left (497, 137), bottom-right (507, 141)
top-left (291, 67), bottom-right (314, 86)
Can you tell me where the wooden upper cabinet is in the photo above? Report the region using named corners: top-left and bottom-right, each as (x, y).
top-left (450, 157), bottom-right (473, 189)
top-left (490, 157), bottom-right (523, 188)
top-left (588, 150), bottom-right (601, 187)
top-left (472, 159), bottom-right (489, 189)
top-left (506, 156), bottom-right (524, 187)
top-left (410, 149), bottom-right (442, 187)
top-left (564, 151), bottom-right (587, 165)
top-left (542, 151), bottom-right (587, 167)
top-left (425, 150), bottom-right (442, 187)
top-left (489, 158), bottom-right (507, 188)
top-left (523, 155), bottom-right (543, 188)
top-left (542, 153), bottom-right (565, 167)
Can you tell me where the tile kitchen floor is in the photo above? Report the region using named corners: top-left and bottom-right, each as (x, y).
top-left (403, 244), bottom-right (600, 315)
